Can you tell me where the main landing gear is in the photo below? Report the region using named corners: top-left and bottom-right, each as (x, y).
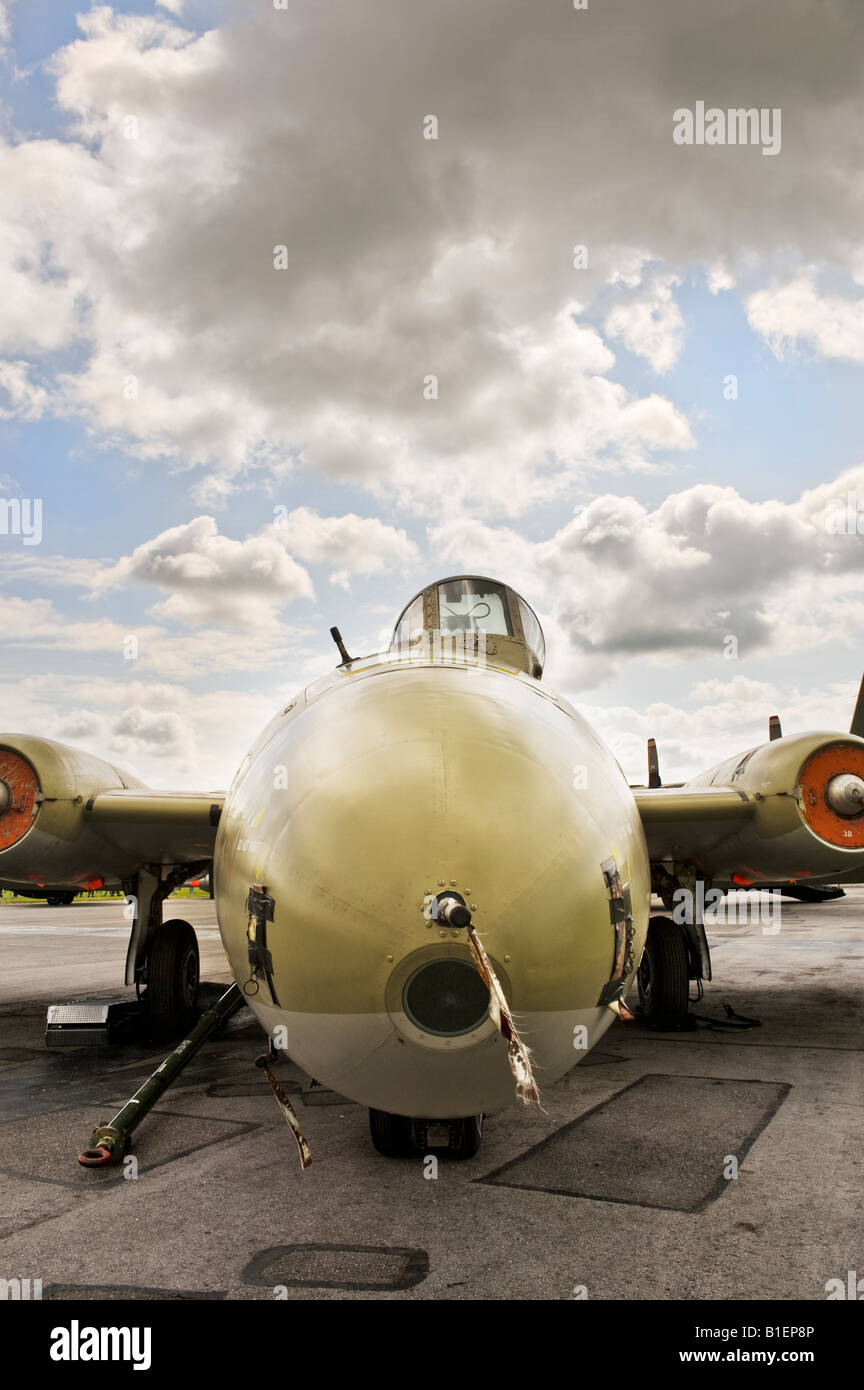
top-left (637, 915), bottom-right (692, 1030)
top-left (143, 918), bottom-right (200, 1039)
top-left (124, 866), bottom-right (208, 1040)
top-left (369, 1108), bottom-right (484, 1160)
top-left (44, 872), bottom-right (205, 1049)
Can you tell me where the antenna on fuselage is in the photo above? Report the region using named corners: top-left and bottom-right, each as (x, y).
top-left (329, 627), bottom-right (354, 666)
top-left (647, 738), bottom-right (662, 788)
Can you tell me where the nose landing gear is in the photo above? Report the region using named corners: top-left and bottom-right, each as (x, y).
top-left (369, 1108), bottom-right (484, 1160)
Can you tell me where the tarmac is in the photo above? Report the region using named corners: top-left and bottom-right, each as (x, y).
top-left (0, 890), bottom-right (861, 1301)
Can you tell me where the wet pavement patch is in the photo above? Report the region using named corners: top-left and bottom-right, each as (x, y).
top-left (0, 1107), bottom-right (261, 1190)
top-left (0, 1042), bottom-right (261, 1123)
top-left (242, 1243), bottom-right (429, 1292)
top-left (479, 1073), bottom-right (790, 1211)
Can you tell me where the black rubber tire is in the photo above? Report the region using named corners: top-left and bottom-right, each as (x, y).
top-left (637, 915), bottom-right (690, 1029)
top-left (448, 1114), bottom-right (484, 1160)
top-left (46, 891), bottom-right (75, 906)
top-left (145, 919), bottom-right (200, 1039)
top-left (369, 1108), bottom-right (416, 1157)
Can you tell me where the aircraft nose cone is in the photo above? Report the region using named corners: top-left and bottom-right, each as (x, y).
top-left (825, 772), bottom-right (864, 817)
top-left (216, 662), bottom-right (651, 1116)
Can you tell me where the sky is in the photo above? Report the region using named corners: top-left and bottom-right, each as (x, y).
top-left (2, 0), bottom-right (864, 790)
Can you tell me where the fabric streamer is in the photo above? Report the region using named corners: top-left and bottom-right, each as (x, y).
top-left (260, 1054), bottom-right (312, 1168)
top-left (466, 923), bottom-right (541, 1106)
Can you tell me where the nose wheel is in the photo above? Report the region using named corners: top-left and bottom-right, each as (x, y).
top-left (444, 1114), bottom-right (483, 1159)
top-left (368, 1108), bottom-right (415, 1157)
top-left (369, 1109), bottom-right (484, 1159)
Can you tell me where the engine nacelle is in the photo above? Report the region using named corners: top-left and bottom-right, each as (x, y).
top-left (684, 731), bottom-right (864, 883)
top-left (0, 734), bottom-right (145, 891)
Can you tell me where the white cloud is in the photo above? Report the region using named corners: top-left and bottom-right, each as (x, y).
top-left (0, 674), bottom-right (283, 789)
top-left (270, 507), bottom-right (422, 589)
top-left (580, 678), bottom-right (861, 786)
top-left (604, 274), bottom-right (685, 374)
top-left (36, 3), bottom-right (864, 510)
top-left (8, 466), bottom-right (864, 696)
top-left (429, 464), bottom-right (864, 689)
top-left (0, 1), bottom-right (14, 49)
top-left (0, 360), bottom-right (48, 420)
top-left (747, 274), bottom-right (864, 363)
top-left (4, 2), bottom-right (861, 509)
top-left (2, 506), bottom-right (421, 601)
top-left (0, 553), bottom-right (103, 587)
top-left (706, 262), bottom-right (736, 294)
top-left (0, 595), bottom-right (161, 654)
top-left (92, 515), bottom-right (315, 627)
top-left (111, 703), bottom-right (189, 752)
top-left (0, 587), bottom-right (329, 684)
top-left (1, 505), bottom-right (422, 621)
top-left (689, 675), bottom-right (780, 706)
top-left (3, 1), bottom-right (864, 517)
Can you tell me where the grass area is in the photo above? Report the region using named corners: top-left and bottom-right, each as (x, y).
top-left (0, 887), bottom-right (212, 904)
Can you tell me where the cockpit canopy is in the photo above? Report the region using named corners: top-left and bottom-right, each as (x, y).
top-left (390, 576), bottom-right (545, 679)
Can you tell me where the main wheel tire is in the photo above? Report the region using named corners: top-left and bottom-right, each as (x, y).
top-left (369, 1108), bottom-right (416, 1157)
top-left (46, 891), bottom-right (75, 906)
top-left (448, 1114), bottom-right (484, 1159)
top-left (637, 915), bottom-right (690, 1029)
top-left (145, 919), bottom-right (200, 1039)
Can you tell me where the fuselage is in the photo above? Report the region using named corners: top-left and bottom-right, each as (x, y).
top-left (214, 650), bottom-right (651, 1118)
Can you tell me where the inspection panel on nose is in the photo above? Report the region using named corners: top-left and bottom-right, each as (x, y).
top-left (389, 575), bottom-right (545, 678)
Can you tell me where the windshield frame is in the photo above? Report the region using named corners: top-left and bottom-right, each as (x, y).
top-left (389, 574), bottom-right (545, 676)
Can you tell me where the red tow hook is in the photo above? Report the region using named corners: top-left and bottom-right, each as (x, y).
top-left (77, 1145), bottom-right (113, 1168)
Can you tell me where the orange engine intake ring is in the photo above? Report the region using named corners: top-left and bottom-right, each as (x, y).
top-left (798, 743), bottom-right (864, 848)
top-left (0, 749), bottom-right (39, 851)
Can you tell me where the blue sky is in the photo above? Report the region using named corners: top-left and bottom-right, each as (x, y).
top-left (2, 0), bottom-right (864, 787)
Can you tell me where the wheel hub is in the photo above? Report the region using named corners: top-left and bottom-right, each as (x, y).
top-left (637, 949), bottom-right (654, 1002)
top-left (182, 948), bottom-right (199, 1007)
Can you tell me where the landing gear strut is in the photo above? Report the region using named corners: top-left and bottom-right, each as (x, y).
top-left (369, 1109), bottom-right (484, 1160)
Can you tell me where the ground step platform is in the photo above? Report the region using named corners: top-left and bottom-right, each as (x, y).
top-left (44, 999), bottom-right (139, 1047)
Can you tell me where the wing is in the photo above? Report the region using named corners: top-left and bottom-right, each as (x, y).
top-left (634, 691), bottom-right (864, 887)
top-left (633, 787), bottom-right (754, 864)
top-left (84, 789), bottom-right (223, 866)
top-left (0, 734), bottom-right (224, 891)
top-left (634, 726), bottom-right (864, 890)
